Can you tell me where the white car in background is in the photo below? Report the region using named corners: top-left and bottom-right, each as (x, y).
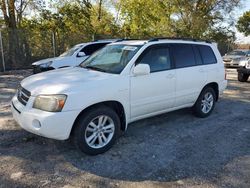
top-left (223, 49), bottom-right (250, 68)
top-left (12, 38), bottom-right (227, 155)
top-left (32, 40), bottom-right (116, 73)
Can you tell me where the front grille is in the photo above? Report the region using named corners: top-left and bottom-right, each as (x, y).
top-left (17, 87), bottom-right (31, 106)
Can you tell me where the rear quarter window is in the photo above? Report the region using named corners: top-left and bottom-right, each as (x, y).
top-left (197, 45), bottom-right (217, 65)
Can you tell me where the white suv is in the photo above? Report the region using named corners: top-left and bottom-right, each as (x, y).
top-left (11, 38), bottom-right (227, 155)
top-left (32, 40), bottom-right (115, 74)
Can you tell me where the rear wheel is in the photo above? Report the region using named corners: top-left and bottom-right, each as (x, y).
top-left (238, 72), bottom-right (249, 82)
top-left (72, 106), bottom-right (120, 155)
top-left (192, 87), bottom-right (216, 118)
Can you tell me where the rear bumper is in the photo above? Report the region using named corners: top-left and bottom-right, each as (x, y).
top-left (11, 95), bottom-right (79, 140)
top-left (219, 80), bottom-right (227, 96)
top-left (237, 67), bottom-right (250, 75)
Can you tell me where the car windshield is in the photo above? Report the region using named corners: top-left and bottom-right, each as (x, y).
top-left (80, 44), bottom-right (142, 74)
top-left (59, 44), bottom-right (84, 57)
top-left (227, 51), bottom-right (246, 56)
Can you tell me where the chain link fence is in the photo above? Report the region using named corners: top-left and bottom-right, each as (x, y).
top-left (0, 28), bottom-right (238, 72)
top-left (0, 28), bottom-right (113, 72)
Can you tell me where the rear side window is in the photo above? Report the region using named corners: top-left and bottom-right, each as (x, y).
top-left (193, 45), bottom-right (203, 65)
top-left (171, 44), bottom-right (196, 68)
top-left (137, 46), bottom-right (171, 72)
top-left (197, 45), bottom-right (217, 64)
top-left (81, 43), bottom-right (109, 56)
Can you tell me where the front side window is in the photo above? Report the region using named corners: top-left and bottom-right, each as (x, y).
top-left (198, 45), bottom-right (217, 64)
top-left (80, 44), bottom-right (142, 74)
top-left (136, 46), bottom-right (171, 72)
top-left (59, 44), bottom-right (84, 57)
top-left (81, 43), bottom-right (109, 56)
top-left (172, 44), bottom-right (196, 68)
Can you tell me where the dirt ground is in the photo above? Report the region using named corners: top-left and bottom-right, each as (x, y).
top-left (0, 69), bottom-right (249, 188)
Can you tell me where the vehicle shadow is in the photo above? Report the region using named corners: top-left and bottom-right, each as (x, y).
top-left (59, 98), bottom-right (250, 182)
top-left (0, 98), bottom-right (250, 185)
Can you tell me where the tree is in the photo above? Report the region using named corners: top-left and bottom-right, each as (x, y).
top-left (170, 0), bottom-right (240, 38)
top-left (117, 0), bottom-right (175, 38)
top-left (0, 0), bottom-right (44, 68)
top-left (116, 0), bottom-right (240, 39)
top-left (237, 11), bottom-right (250, 36)
top-left (19, 1), bottom-right (119, 61)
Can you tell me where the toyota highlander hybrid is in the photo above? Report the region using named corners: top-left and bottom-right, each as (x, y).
top-left (11, 38), bottom-right (227, 155)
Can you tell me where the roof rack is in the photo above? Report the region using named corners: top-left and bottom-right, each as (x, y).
top-left (148, 37), bottom-right (212, 43)
top-left (115, 38), bottom-right (144, 42)
top-left (93, 38), bottom-right (122, 42)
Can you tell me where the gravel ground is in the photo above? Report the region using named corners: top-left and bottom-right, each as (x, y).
top-left (0, 69), bottom-right (249, 188)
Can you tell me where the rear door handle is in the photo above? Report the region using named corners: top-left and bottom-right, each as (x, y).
top-left (166, 74), bottom-right (174, 79)
top-left (199, 68), bottom-right (205, 72)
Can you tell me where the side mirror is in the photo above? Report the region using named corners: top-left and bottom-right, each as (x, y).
top-left (77, 52), bottom-right (86, 57)
top-left (133, 64), bottom-right (150, 76)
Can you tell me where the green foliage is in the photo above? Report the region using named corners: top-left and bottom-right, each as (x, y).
top-left (206, 28), bottom-right (236, 55)
top-left (237, 11), bottom-right (250, 36)
top-left (18, 2), bottom-right (120, 61)
top-left (118, 0), bottom-right (240, 39)
top-left (0, 0), bottom-right (243, 70)
top-left (118, 0), bottom-right (175, 38)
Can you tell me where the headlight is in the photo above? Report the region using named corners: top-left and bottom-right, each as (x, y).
top-left (40, 61), bottom-right (53, 68)
top-left (239, 60), bottom-right (248, 67)
top-left (33, 94), bottom-right (67, 112)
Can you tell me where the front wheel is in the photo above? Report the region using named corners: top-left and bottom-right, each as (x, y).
top-left (192, 87), bottom-right (216, 118)
top-left (238, 72), bottom-right (249, 82)
top-left (72, 106), bottom-right (120, 155)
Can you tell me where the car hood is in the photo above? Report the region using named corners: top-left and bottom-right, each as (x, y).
top-left (32, 56), bottom-right (73, 66)
top-left (21, 67), bottom-right (115, 95)
top-left (32, 58), bottom-right (57, 66)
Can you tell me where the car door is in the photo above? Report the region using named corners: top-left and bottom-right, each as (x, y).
top-left (130, 44), bottom-right (176, 119)
top-left (76, 43), bottom-right (110, 65)
top-left (171, 43), bottom-right (207, 107)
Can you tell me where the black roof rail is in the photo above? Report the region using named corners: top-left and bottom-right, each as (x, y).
top-left (148, 37), bottom-right (212, 43)
top-left (115, 38), bottom-right (143, 42)
top-left (93, 38), bottom-right (122, 42)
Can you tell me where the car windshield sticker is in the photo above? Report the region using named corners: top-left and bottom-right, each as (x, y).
top-left (123, 46), bottom-right (138, 51)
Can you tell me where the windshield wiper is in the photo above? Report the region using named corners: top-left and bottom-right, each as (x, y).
top-left (83, 65), bottom-right (107, 72)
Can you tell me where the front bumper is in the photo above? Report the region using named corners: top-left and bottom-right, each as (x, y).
top-left (11, 95), bottom-right (79, 140)
top-left (223, 61), bottom-right (240, 68)
top-left (237, 67), bottom-right (250, 75)
top-left (32, 65), bottom-right (54, 74)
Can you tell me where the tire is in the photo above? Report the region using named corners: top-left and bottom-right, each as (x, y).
top-left (238, 72), bottom-right (249, 82)
top-left (72, 106), bottom-right (120, 155)
top-left (192, 87), bottom-right (216, 118)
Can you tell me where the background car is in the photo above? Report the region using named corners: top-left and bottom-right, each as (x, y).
top-left (237, 58), bottom-right (250, 82)
top-left (32, 39), bottom-right (117, 74)
top-left (223, 49), bottom-right (250, 68)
